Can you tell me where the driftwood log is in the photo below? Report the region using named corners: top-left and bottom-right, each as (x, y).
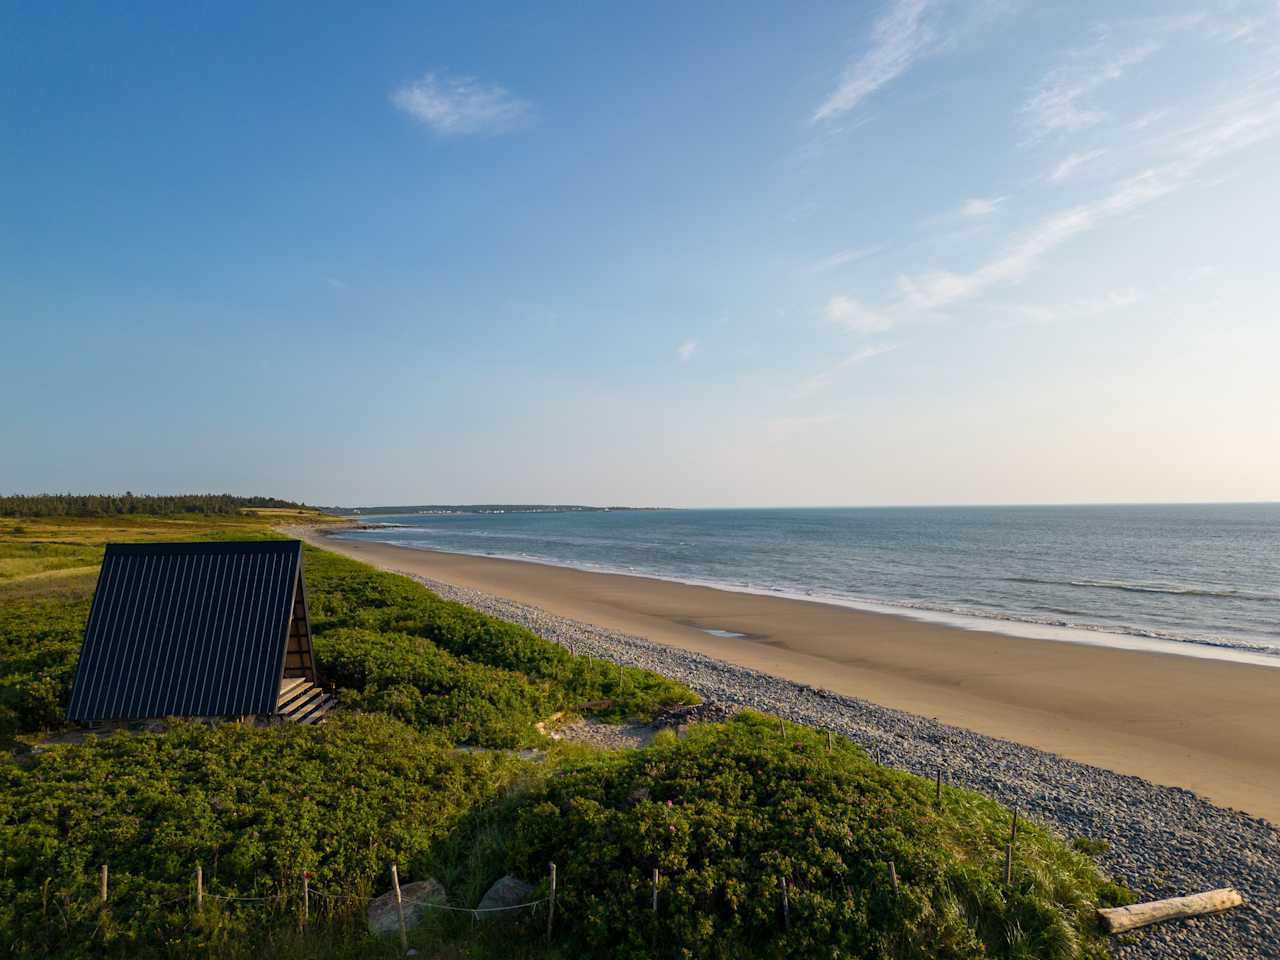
top-left (1098, 888), bottom-right (1244, 934)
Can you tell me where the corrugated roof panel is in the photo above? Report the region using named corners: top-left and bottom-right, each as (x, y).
top-left (66, 541), bottom-right (304, 722)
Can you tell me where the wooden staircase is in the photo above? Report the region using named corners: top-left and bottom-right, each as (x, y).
top-left (276, 677), bottom-right (337, 725)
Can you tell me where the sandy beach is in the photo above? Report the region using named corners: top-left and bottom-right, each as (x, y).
top-left (294, 527), bottom-right (1280, 823)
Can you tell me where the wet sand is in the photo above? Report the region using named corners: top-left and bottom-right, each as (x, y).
top-left (293, 528), bottom-right (1280, 822)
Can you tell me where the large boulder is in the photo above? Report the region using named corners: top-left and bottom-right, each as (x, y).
top-left (367, 877), bottom-right (446, 937)
top-left (476, 874), bottom-right (535, 920)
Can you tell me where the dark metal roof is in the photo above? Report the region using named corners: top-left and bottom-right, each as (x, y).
top-left (66, 540), bottom-right (303, 721)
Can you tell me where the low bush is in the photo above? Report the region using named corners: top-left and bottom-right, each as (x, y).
top-left (498, 713), bottom-right (1130, 960)
top-left (304, 547), bottom-right (697, 726)
top-left (313, 628), bottom-right (555, 747)
top-left (0, 714), bottom-right (520, 958)
top-left (0, 518), bottom-right (696, 746)
top-left (1071, 837), bottom-right (1110, 857)
top-left (0, 575), bottom-right (94, 743)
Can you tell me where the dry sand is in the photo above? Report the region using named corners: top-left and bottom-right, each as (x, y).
top-left (294, 528), bottom-right (1280, 822)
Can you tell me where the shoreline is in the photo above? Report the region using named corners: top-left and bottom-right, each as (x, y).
top-left (291, 525), bottom-right (1280, 825)
top-left (417, 573), bottom-right (1277, 960)
top-left (334, 532), bottom-right (1280, 667)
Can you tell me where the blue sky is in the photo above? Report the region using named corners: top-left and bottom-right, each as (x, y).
top-left (3, 1), bottom-right (1278, 507)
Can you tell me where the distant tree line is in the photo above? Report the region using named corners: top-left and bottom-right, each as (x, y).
top-left (0, 493), bottom-right (306, 518)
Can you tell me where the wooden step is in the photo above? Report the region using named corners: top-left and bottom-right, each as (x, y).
top-left (278, 677), bottom-right (307, 701)
top-left (280, 687), bottom-right (323, 718)
top-left (277, 680), bottom-right (320, 713)
top-left (294, 695), bottom-right (337, 725)
top-left (275, 678), bottom-right (337, 724)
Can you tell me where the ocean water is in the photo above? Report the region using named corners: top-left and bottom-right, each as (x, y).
top-left (333, 504), bottom-right (1280, 665)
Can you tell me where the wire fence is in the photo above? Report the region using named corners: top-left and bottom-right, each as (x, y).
top-left (17, 725), bottom-right (1028, 955)
top-left (24, 858), bottom-right (562, 956)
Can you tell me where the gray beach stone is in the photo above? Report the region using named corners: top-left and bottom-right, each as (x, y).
top-left (367, 878), bottom-right (446, 936)
top-left (477, 874), bottom-right (536, 919)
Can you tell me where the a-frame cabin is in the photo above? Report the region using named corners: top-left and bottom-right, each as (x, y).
top-left (66, 540), bottom-right (335, 725)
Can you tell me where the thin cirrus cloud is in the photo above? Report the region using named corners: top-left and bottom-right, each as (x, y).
top-left (391, 71), bottom-right (531, 135)
top-left (677, 339), bottom-right (699, 363)
top-left (994, 287), bottom-right (1142, 328)
top-left (792, 344), bottom-right (895, 399)
top-left (825, 295), bottom-right (895, 334)
top-left (813, 0), bottom-right (935, 122)
top-left (1018, 12), bottom-right (1223, 143)
top-left (1047, 149), bottom-right (1108, 182)
top-left (960, 196), bottom-right (1006, 217)
top-left (897, 86), bottom-right (1280, 314)
top-left (1022, 36), bottom-right (1163, 139)
top-left (806, 246), bottom-right (882, 274)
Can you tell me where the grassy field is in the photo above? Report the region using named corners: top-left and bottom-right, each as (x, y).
top-left (0, 513), bottom-right (292, 746)
top-left (0, 508), bottom-right (1132, 958)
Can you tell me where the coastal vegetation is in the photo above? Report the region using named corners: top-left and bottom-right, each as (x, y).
top-left (502, 714), bottom-right (1131, 959)
top-left (0, 513), bottom-right (691, 748)
top-left (0, 507), bottom-right (1132, 958)
top-left (0, 493), bottom-right (309, 518)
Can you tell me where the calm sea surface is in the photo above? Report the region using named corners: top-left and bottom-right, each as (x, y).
top-left (333, 504), bottom-right (1280, 664)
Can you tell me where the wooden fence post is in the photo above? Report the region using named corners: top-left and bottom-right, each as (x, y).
top-left (651, 867), bottom-right (659, 952)
top-left (100, 864), bottom-right (108, 904)
top-left (935, 767), bottom-right (942, 802)
top-left (391, 864), bottom-right (408, 953)
top-left (196, 864), bottom-right (204, 914)
top-left (42, 877), bottom-right (50, 919)
top-left (888, 861), bottom-right (899, 895)
top-left (778, 717), bottom-right (785, 738)
top-left (546, 863), bottom-right (556, 943)
top-left (826, 730), bottom-right (833, 753)
top-left (1003, 806), bottom-right (1018, 885)
top-left (781, 877), bottom-right (790, 931)
top-left (302, 871), bottom-right (310, 930)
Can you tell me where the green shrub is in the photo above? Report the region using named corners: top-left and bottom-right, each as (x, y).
top-left (1071, 836), bottom-right (1110, 857)
top-left (498, 713), bottom-right (1123, 960)
top-left (304, 547), bottom-right (697, 724)
top-left (0, 586), bottom-right (92, 742)
top-left (0, 525), bottom-right (696, 745)
top-left (314, 628), bottom-right (556, 747)
top-left (0, 714), bottom-right (519, 958)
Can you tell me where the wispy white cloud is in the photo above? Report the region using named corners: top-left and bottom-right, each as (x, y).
top-left (897, 85), bottom-right (1280, 313)
top-left (1048, 149), bottom-right (1107, 182)
top-left (825, 295), bottom-right (895, 334)
top-left (792, 344), bottom-right (895, 399)
top-left (960, 196), bottom-right (1006, 216)
top-left (806, 246), bottom-right (881, 274)
top-left (324, 277), bottom-right (348, 291)
top-left (995, 287), bottom-right (1141, 328)
top-left (1023, 35), bottom-right (1163, 139)
top-left (392, 71), bottom-right (530, 135)
top-left (677, 339), bottom-right (699, 363)
top-left (813, 0), bottom-right (936, 122)
top-left (1128, 108), bottom-right (1171, 131)
top-left (1019, 10), bottom-right (1256, 142)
